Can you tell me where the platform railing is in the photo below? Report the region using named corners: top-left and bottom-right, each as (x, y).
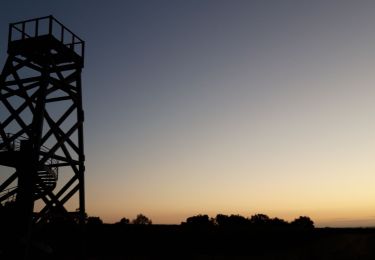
top-left (8, 15), bottom-right (85, 58)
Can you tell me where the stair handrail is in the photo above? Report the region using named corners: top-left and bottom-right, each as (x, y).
top-left (0, 133), bottom-right (58, 180)
top-left (0, 186), bottom-right (17, 205)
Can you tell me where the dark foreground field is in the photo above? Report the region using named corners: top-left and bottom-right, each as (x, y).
top-left (2, 224), bottom-right (375, 259)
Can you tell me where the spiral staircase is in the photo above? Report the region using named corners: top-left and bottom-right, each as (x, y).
top-left (0, 136), bottom-right (58, 205)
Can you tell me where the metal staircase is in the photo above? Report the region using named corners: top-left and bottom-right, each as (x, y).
top-left (0, 187), bottom-right (17, 205)
top-left (0, 135), bottom-right (58, 205)
top-left (34, 167), bottom-right (58, 199)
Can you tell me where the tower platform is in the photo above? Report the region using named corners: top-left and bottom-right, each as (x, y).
top-left (7, 15), bottom-right (84, 67)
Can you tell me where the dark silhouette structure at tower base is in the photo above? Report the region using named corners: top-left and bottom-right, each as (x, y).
top-left (0, 16), bottom-right (86, 256)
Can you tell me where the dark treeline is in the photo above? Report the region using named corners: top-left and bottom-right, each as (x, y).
top-left (1, 200), bottom-right (313, 230)
top-left (182, 213), bottom-right (314, 230)
top-left (2, 206), bottom-right (375, 259)
top-left (87, 212), bottom-right (314, 230)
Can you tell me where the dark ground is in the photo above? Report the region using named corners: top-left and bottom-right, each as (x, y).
top-left (1, 224), bottom-right (375, 259)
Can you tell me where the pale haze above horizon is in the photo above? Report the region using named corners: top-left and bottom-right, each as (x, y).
top-left (1, 0), bottom-right (375, 227)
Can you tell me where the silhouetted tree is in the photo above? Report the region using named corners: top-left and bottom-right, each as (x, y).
top-left (86, 216), bottom-right (103, 225)
top-left (228, 214), bottom-right (250, 226)
top-left (132, 214), bottom-right (152, 225)
top-left (250, 214), bottom-right (270, 226)
top-left (269, 217), bottom-right (289, 227)
top-left (184, 214), bottom-right (214, 227)
top-left (117, 217), bottom-right (130, 224)
top-left (215, 214), bottom-right (230, 226)
top-left (291, 216), bottom-right (314, 229)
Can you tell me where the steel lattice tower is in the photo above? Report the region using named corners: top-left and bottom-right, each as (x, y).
top-left (0, 16), bottom-right (85, 229)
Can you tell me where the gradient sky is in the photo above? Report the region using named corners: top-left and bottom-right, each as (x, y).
top-left (1, 0), bottom-right (375, 227)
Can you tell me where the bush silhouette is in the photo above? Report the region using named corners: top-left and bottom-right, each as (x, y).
top-left (269, 217), bottom-right (289, 227)
top-left (215, 214), bottom-right (230, 226)
top-left (250, 214), bottom-right (271, 226)
top-left (86, 216), bottom-right (103, 225)
top-left (215, 214), bottom-right (250, 227)
top-left (132, 214), bottom-right (152, 225)
top-left (117, 217), bottom-right (130, 224)
top-left (291, 216), bottom-right (314, 229)
top-left (184, 214), bottom-right (214, 227)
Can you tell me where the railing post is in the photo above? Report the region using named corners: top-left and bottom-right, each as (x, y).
top-left (71, 35), bottom-right (75, 50)
top-left (61, 27), bottom-right (64, 43)
top-left (21, 22), bottom-right (25, 40)
top-left (82, 42), bottom-right (85, 60)
top-left (48, 16), bottom-right (53, 35)
top-left (35, 19), bottom-right (39, 37)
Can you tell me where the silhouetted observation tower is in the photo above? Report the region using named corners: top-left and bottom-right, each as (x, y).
top-left (0, 16), bottom-right (85, 228)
